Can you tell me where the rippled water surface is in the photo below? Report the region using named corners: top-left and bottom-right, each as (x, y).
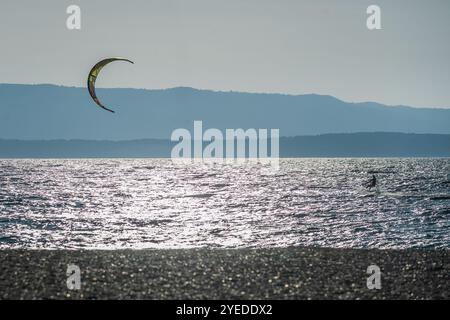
top-left (0, 158), bottom-right (449, 249)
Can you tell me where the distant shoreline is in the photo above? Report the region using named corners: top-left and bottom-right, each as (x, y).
top-left (0, 247), bottom-right (448, 299)
top-left (1, 133), bottom-right (450, 158)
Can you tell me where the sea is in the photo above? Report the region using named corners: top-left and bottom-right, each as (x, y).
top-left (0, 158), bottom-right (449, 249)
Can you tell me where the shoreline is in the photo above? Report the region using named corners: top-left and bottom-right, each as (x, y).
top-left (0, 247), bottom-right (448, 300)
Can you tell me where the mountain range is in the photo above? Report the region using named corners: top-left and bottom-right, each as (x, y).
top-left (1, 84), bottom-right (450, 140)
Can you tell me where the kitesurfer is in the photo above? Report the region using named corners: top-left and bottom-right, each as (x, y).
top-left (367, 174), bottom-right (377, 189)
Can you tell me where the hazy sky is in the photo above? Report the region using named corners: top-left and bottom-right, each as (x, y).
top-left (1, 0), bottom-right (449, 107)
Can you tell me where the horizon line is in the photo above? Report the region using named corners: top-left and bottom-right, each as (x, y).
top-left (1, 132), bottom-right (450, 143)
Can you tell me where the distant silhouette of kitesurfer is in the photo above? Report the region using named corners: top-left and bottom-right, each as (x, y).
top-left (367, 174), bottom-right (377, 189)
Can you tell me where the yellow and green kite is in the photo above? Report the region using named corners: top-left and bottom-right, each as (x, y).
top-left (87, 57), bottom-right (134, 113)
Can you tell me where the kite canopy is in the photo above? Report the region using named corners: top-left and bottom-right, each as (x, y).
top-left (87, 57), bottom-right (134, 113)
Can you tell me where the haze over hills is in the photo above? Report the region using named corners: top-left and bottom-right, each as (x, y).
top-left (1, 84), bottom-right (450, 140)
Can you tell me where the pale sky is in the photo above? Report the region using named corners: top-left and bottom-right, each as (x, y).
top-left (1, 0), bottom-right (449, 107)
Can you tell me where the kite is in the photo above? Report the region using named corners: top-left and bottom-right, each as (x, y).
top-left (87, 57), bottom-right (134, 113)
